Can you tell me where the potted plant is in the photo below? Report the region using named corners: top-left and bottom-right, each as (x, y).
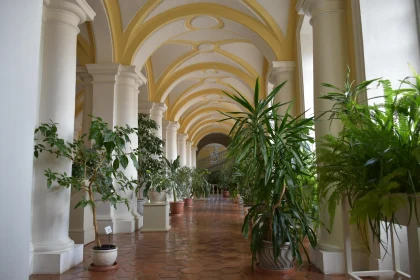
top-left (220, 79), bottom-right (317, 273)
top-left (191, 168), bottom-right (211, 201)
top-left (317, 67), bottom-right (420, 246)
top-left (34, 117), bottom-right (139, 270)
top-left (163, 156), bottom-right (185, 215)
top-left (175, 166), bottom-right (192, 208)
top-left (137, 114), bottom-right (165, 209)
top-left (145, 169), bottom-right (168, 203)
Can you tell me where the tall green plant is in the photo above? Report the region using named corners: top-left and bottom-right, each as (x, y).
top-left (191, 168), bottom-right (211, 198)
top-left (163, 156), bottom-right (181, 202)
top-left (34, 117), bottom-right (139, 247)
top-left (317, 67), bottom-right (420, 246)
top-left (138, 113), bottom-right (165, 195)
top-left (220, 79), bottom-right (317, 267)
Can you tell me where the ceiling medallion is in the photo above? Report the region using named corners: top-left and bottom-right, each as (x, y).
top-left (185, 16), bottom-right (224, 31)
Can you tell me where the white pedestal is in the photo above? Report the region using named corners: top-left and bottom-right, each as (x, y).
top-left (310, 246), bottom-right (368, 274)
top-left (32, 244), bottom-right (83, 274)
top-left (69, 226), bottom-right (94, 245)
top-left (141, 203), bottom-right (171, 232)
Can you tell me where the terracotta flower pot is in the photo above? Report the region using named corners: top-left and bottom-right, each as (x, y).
top-left (184, 198), bottom-right (193, 207)
top-left (223, 191), bottom-right (230, 198)
top-left (170, 201), bottom-right (184, 215)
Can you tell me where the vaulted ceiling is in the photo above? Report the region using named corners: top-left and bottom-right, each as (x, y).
top-left (76, 0), bottom-right (299, 144)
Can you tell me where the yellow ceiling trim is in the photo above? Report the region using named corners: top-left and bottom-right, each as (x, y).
top-left (145, 58), bottom-right (155, 101)
top-left (215, 48), bottom-right (259, 78)
top-left (242, 0), bottom-right (285, 44)
top-left (122, 3), bottom-right (283, 64)
top-left (283, 0), bottom-right (298, 60)
top-left (191, 122), bottom-right (232, 140)
top-left (87, 22), bottom-right (96, 63)
top-left (75, 89), bottom-right (84, 116)
top-left (103, 0), bottom-right (123, 63)
top-left (167, 39), bottom-right (252, 46)
top-left (179, 107), bottom-right (231, 132)
top-left (163, 80), bottom-right (206, 107)
top-left (192, 125), bottom-right (232, 144)
top-left (188, 118), bottom-right (235, 139)
top-left (169, 88), bottom-right (239, 120)
top-left (154, 50), bottom-right (197, 86)
top-left (155, 62), bottom-right (255, 102)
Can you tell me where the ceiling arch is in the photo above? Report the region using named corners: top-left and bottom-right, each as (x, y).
top-left (173, 99), bottom-right (241, 122)
top-left (179, 107), bottom-right (229, 133)
top-left (155, 62), bottom-right (255, 102)
top-left (190, 122), bottom-right (232, 143)
top-left (197, 133), bottom-right (231, 154)
top-left (121, 3), bottom-right (286, 66)
top-left (193, 126), bottom-right (232, 144)
top-left (188, 118), bottom-right (235, 141)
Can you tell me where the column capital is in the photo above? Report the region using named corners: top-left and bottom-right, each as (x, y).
top-left (186, 141), bottom-right (194, 147)
top-left (178, 133), bottom-right (188, 141)
top-left (76, 66), bottom-right (92, 85)
top-left (43, 0), bottom-right (95, 31)
top-left (86, 64), bottom-right (146, 90)
top-left (268, 61), bottom-right (296, 84)
top-left (150, 102), bottom-right (167, 117)
top-left (138, 101), bottom-right (154, 115)
top-left (192, 146), bottom-right (198, 152)
top-left (296, 0), bottom-right (345, 19)
top-left (167, 121), bottom-right (180, 131)
top-left (117, 65), bottom-right (146, 90)
top-left (162, 120), bottom-right (170, 131)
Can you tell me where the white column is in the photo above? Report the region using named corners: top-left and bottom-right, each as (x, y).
top-left (269, 61), bottom-right (297, 116)
top-left (178, 133), bottom-right (188, 166)
top-left (191, 147), bottom-right (198, 168)
top-left (87, 64), bottom-right (146, 233)
top-left (138, 101), bottom-right (153, 115)
top-left (149, 102), bottom-right (167, 139)
top-left (0, 1), bottom-right (43, 278)
top-left (167, 121), bottom-right (180, 161)
top-left (297, 0), bottom-right (366, 274)
top-left (162, 120), bottom-right (169, 157)
top-left (186, 141), bottom-right (193, 167)
top-left (32, 0), bottom-right (94, 274)
top-left (77, 67), bottom-right (93, 145)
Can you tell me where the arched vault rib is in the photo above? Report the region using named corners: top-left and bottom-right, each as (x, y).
top-left (168, 88), bottom-right (250, 121)
top-left (192, 126), bottom-right (232, 145)
top-left (171, 99), bottom-right (241, 122)
top-left (122, 3), bottom-right (284, 65)
top-left (188, 119), bottom-right (235, 141)
top-left (190, 122), bottom-right (232, 143)
top-left (179, 107), bottom-right (230, 133)
top-left (155, 62), bottom-right (255, 102)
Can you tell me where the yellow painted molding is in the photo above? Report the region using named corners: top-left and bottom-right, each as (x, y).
top-left (75, 89), bottom-right (84, 116)
top-left (184, 15), bottom-right (224, 30)
top-left (103, 0), bottom-right (123, 63)
top-left (77, 34), bottom-right (95, 65)
top-left (87, 22), bottom-right (96, 63)
top-left (188, 118), bottom-right (235, 139)
top-left (192, 126), bottom-right (231, 144)
top-left (179, 107), bottom-right (231, 132)
top-left (163, 80), bottom-right (206, 111)
top-left (215, 47), bottom-right (259, 78)
top-left (154, 50), bottom-right (196, 85)
top-left (242, 0), bottom-right (285, 44)
top-left (169, 88), bottom-right (247, 120)
top-left (145, 58), bottom-right (155, 101)
top-left (156, 62), bottom-right (255, 102)
top-left (122, 3), bottom-right (283, 64)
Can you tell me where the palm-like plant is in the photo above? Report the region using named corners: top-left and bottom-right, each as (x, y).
top-left (317, 67), bottom-right (420, 246)
top-left (220, 79), bottom-right (317, 267)
top-left (163, 156), bottom-right (181, 202)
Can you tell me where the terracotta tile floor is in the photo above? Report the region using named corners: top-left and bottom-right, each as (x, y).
top-left (31, 196), bottom-right (353, 280)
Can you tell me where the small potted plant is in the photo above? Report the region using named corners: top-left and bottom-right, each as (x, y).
top-left (144, 169), bottom-right (168, 203)
top-left (191, 168), bottom-right (211, 201)
top-left (163, 156), bottom-right (185, 215)
top-left (34, 117), bottom-right (139, 270)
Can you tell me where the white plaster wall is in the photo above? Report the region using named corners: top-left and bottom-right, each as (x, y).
top-left (360, 0), bottom-right (420, 105)
top-left (0, 1), bottom-right (43, 279)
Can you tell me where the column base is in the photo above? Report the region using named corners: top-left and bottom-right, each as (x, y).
top-left (134, 214), bottom-right (143, 230)
top-left (141, 202), bottom-right (170, 232)
top-left (114, 218), bottom-right (135, 233)
top-left (97, 219), bottom-right (116, 234)
top-left (69, 226), bottom-right (95, 245)
top-left (32, 244), bottom-right (83, 274)
top-left (310, 246), bottom-right (369, 274)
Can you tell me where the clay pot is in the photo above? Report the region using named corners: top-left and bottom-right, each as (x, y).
top-left (148, 190), bottom-right (166, 203)
top-left (222, 191), bottom-right (230, 198)
top-left (257, 241), bottom-right (294, 271)
top-left (170, 201), bottom-right (184, 215)
top-left (91, 245), bottom-right (118, 267)
top-left (184, 198), bottom-right (193, 207)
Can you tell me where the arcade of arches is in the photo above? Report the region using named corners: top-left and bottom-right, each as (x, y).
top-left (1, 0), bottom-right (420, 279)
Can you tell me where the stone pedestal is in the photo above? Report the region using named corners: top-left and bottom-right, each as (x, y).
top-left (141, 203), bottom-right (171, 232)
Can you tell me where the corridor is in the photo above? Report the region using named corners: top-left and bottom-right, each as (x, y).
top-left (30, 197), bottom-right (347, 280)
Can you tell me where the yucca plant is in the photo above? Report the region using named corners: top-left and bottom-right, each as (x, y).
top-left (220, 79), bottom-right (317, 269)
top-left (317, 67), bottom-right (420, 248)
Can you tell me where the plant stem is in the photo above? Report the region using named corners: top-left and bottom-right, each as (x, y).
top-left (88, 184), bottom-right (101, 247)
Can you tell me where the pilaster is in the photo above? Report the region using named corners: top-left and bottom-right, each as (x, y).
top-left (268, 61), bottom-right (297, 116)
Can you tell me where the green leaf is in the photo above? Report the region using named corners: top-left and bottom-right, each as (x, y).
top-left (113, 158), bottom-right (119, 170)
top-left (120, 155), bottom-right (129, 169)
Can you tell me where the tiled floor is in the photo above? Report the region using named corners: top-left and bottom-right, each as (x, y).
top-left (30, 196), bottom-right (351, 280)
